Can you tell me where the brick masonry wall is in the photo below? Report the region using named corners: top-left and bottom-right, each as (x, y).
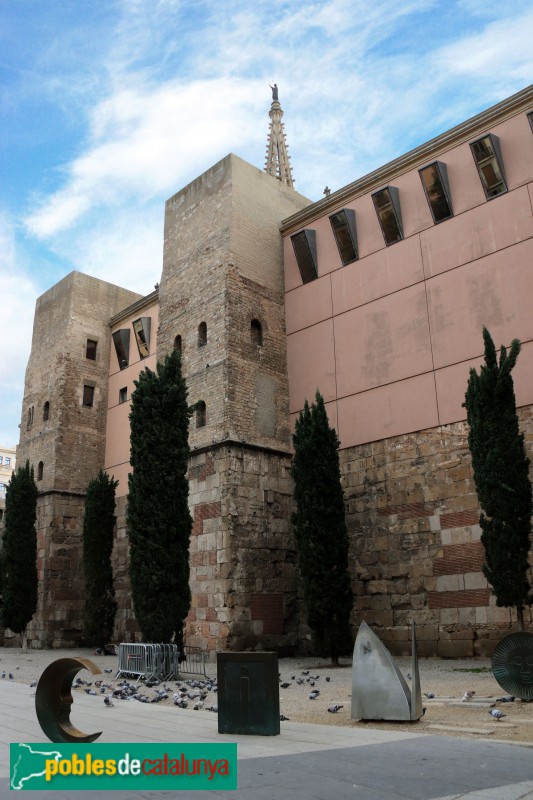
top-left (342, 406), bottom-right (533, 657)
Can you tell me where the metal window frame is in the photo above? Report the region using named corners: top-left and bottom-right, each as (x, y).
top-left (371, 186), bottom-right (403, 245)
top-left (291, 229), bottom-right (318, 283)
top-left (112, 329), bottom-right (130, 369)
top-left (85, 339), bottom-right (98, 360)
top-left (329, 208), bottom-right (358, 264)
top-left (132, 317), bottom-right (151, 359)
top-left (418, 161), bottom-right (453, 224)
top-left (469, 132), bottom-right (507, 200)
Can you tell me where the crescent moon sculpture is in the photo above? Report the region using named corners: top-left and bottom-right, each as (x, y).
top-left (35, 657), bottom-right (103, 743)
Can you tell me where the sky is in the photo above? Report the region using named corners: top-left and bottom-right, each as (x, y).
top-left (1, 0), bottom-right (532, 448)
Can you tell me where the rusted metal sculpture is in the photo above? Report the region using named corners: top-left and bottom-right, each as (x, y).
top-left (492, 631), bottom-right (533, 701)
top-left (35, 657), bottom-right (103, 743)
top-left (351, 621), bottom-right (423, 721)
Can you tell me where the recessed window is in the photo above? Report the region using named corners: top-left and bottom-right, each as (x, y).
top-left (5, 457), bottom-right (10, 466)
top-left (174, 335), bottom-right (182, 353)
top-left (528, 111), bottom-right (533, 133)
top-left (37, 461), bottom-right (43, 481)
top-left (329, 208), bottom-right (358, 264)
top-left (198, 322), bottom-right (207, 348)
top-left (86, 339), bottom-right (98, 360)
top-left (112, 329), bottom-right (130, 369)
top-left (470, 133), bottom-right (507, 199)
top-left (372, 186), bottom-right (403, 245)
top-left (196, 400), bottom-right (206, 428)
top-left (133, 317), bottom-right (151, 359)
top-left (82, 384), bottom-right (95, 407)
top-left (419, 161), bottom-right (453, 223)
top-left (26, 406), bottom-right (34, 430)
top-left (291, 230), bottom-right (318, 284)
top-left (119, 387), bottom-right (127, 404)
top-left (251, 319), bottom-right (263, 347)
top-left (43, 401), bottom-right (50, 421)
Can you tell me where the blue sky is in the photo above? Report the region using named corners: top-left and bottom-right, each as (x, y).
top-left (1, 0), bottom-right (532, 448)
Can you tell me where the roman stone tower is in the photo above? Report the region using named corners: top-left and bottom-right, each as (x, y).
top-left (157, 153), bottom-right (310, 652)
top-left (264, 84), bottom-right (294, 188)
top-left (16, 272), bottom-right (141, 647)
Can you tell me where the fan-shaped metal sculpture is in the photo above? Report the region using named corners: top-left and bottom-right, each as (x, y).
top-left (351, 621), bottom-right (423, 721)
top-left (35, 657), bottom-right (103, 743)
top-left (492, 632), bottom-right (533, 701)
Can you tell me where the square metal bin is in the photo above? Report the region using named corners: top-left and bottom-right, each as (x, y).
top-left (217, 652), bottom-right (280, 736)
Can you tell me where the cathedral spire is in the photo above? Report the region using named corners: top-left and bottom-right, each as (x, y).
top-left (264, 84), bottom-right (294, 188)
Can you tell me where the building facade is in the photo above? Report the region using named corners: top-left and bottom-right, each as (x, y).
top-left (0, 446), bottom-right (16, 527)
top-left (11, 85), bottom-right (533, 655)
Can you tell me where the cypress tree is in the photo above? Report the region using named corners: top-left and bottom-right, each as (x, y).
top-left (291, 390), bottom-right (353, 663)
top-left (127, 348), bottom-right (192, 648)
top-left (1, 461), bottom-right (38, 648)
top-left (464, 327), bottom-right (532, 630)
top-left (83, 469), bottom-right (118, 648)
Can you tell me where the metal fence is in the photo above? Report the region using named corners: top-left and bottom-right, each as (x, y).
top-left (115, 643), bottom-right (208, 680)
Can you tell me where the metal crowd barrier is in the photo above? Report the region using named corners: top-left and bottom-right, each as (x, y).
top-left (116, 643), bottom-right (180, 680)
top-left (178, 646), bottom-right (208, 678)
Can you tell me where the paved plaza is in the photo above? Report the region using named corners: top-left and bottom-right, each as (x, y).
top-left (1, 681), bottom-right (533, 799)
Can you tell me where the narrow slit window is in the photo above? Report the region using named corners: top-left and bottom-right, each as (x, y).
top-left (112, 329), bottom-right (130, 369)
top-left (372, 186), bottom-right (403, 245)
top-left (470, 133), bottom-right (507, 199)
top-left (291, 230), bottom-right (318, 284)
top-left (132, 317), bottom-right (151, 359)
top-left (86, 339), bottom-right (98, 360)
top-left (174, 334), bottom-right (182, 353)
top-left (27, 406), bottom-right (34, 430)
top-left (196, 400), bottom-right (206, 428)
top-left (37, 461), bottom-right (44, 481)
top-left (329, 208), bottom-right (358, 264)
top-left (119, 387), bottom-right (127, 404)
top-left (198, 322), bottom-right (207, 348)
top-left (83, 384), bottom-right (95, 407)
top-left (43, 401), bottom-right (50, 421)
top-left (419, 161), bottom-right (453, 223)
top-left (251, 319), bottom-right (263, 346)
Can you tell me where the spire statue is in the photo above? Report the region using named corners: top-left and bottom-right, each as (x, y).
top-left (264, 85), bottom-right (294, 188)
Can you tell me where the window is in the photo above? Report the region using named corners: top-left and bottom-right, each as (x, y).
top-left (291, 230), bottom-right (318, 283)
top-left (119, 387), bottom-right (127, 404)
top-left (329, 208), bottom-right (358, 264)
top-left (0, 456), bottom-right (3, 464)
top-left (251, 319), bottom-right (263, 347)
top-left (419, 161), bottom-right (453, 223)
top-left (528, 111), bottom-right (533, 133)
top-left (196, 400), bottom-right (206, 428)
top-left (174, 335), bottom-right (182, 353)
top-left (43, 401), bottom-right (50, 421)
top-left (470, 133), bottom-right (507, 199)
top-left (372, 186), bottom-right (403, 245)
top-left (112, 329), bottom-right (130, 369)
top-left (5, 457), bottom-right (10, 466)
top-left (83, 384), bottom-right (95, 407)
top-left (26, 405), bottom-right (34, 430)
top-left (86, 339), bottom-right (98, 360)
top-left (0, 483), bottom-right (5, 493)
top-left (37, 461), bottom-right (43, 481)
top-left (132, 317), bottom-right (151, 359)
top-left (198, 322), bottom-right (207, 348)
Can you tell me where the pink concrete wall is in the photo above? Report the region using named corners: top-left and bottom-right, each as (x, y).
top-left (105, 300), bottom-right (159, 496)
top-left (284, 109), bottom-right (533, 449)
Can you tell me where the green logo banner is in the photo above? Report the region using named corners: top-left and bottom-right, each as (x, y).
top-left (10, 742), bottom-right (238, 791)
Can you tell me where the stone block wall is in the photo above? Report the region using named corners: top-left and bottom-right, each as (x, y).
top-left (342, 406), bottom-right (533, 657)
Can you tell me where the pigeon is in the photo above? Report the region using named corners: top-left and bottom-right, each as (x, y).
top-left (301, 671), bottom-right (309, 676)
top-left (85, 689), bottom-right (97, 696)
top-left (424, 692), bottom-right (435, 699)
top-left (296, 678), bottom-right (304, 685)
top-left (193, 701), bottom-right (204, 710)
top-left (208, 705), bottom-right (218, 713)
top-left (279, 714), bottom-right (290, 721)
top-left (8, 673), bottom-right (14, 680)
top-left (495, 696), bottom-right (515, 703)
top-left (309, 690), bottom-right (320, 700)
top-left (406, 673), bottom-right (412, 681)
top-left (30, 680), bottom-right (37, 688)
top-left (103, 668), bottom-right (113, 674)
top-left (462, 691), bottom-right (475, 701)
top-left (104, 696), bottom-right (114, 708)
top-left (325, 676), bottom-right (331, 682)
top-left (1, 672), bottom-right (5, 679)
top-left (280, 682), bottom-right (291, 689)
top-left (328, 704), bottom-right (343, 713)
top-left (489, 709), bottom-right (506, 720)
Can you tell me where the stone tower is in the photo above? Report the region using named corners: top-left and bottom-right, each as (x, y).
top-left (157, 154), bottom-right (310, 652)
top-left (16, 272), bottom-right (141, 647)
top-left (264, 85), bottom-right (294, 188)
